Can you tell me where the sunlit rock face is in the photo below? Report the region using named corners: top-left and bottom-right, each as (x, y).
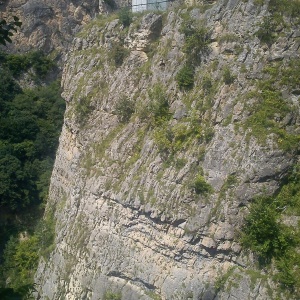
top-left (0, 0), bottom-right (100, 54)
top-left (32, 0), bottom-right (300, 299)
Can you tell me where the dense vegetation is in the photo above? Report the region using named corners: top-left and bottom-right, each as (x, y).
top-left (241, 165), bottom-right (300, 296)
top-left (0, 50), bottom-right (65, 298)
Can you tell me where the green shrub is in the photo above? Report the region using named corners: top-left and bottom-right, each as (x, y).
top-left (5, 51), bottom-right (54, 78)
top-left (180, 19), bottom-right (210, 65)
top-left (202, 75), bottom-right (212, 93)
top-left (245, 88), bottom-right (299, 151)
top-left (2, 236), bottom-right (39, 290)
top-left (115, 96), bottom-right (135, 122)
top-left (109, 43), bottom-right (129, 67)
top-left (202, 127), bottom-right (214, 143)
top-left (256, 16), bottom-right (278, 45)
top-left (153, 120), bottom-right (202, 159)
top-left (153, 125), bottom-right (173, 158)
top-left (36, 214), bottom-right (55, 258)
top-left (148, 84), bottom-right (170, 123)
top-left (192, 174), bottom-right (213, 195)
top-left (223, 67), bottom-right (235, 85)
top-left (104, 291), bottom-right (122, 300)
top-left (241, 197), bottom-right (296, 264)
top-left (275, 254), bottom-right (300, 289)
top-left (269, 0), bottom-right (300, 18)
top-left (176, 64), bottom-right (194, 89)
top-left (118, 8), bottom-right (133, 27)
top-left (110, 42), bottom-right (129, 67)
top-left (75, 96), bottom-right (92, 125)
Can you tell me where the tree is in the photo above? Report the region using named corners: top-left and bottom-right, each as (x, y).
top-left (0, 17), bottom-right (22, 46)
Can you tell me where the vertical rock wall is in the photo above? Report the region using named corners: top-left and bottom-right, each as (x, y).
top-left (34, 0), bottom-right (300, 299)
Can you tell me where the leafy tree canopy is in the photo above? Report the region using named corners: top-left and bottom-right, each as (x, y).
top-left (0, 17), bottom-right (22, 46)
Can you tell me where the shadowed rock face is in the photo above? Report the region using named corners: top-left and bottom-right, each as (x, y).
top-left (0, 0), bottom-right (100, 55)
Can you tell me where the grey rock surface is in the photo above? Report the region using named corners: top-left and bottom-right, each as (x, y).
top-left (33, 0), bottom-right (300, 299)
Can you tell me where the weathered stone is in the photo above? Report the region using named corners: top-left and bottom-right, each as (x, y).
top-left (31, 0), bottom-right (300, 299)
top-left (202, 237), bottom-right (217, 249)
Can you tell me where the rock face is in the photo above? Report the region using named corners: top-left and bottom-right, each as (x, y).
top-left (0, 0), bottom-right (100, 54)
top-left (35, 0), bottom-right (300, 299)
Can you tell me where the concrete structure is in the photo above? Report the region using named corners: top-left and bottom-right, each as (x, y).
top-left (132, 0), bottom-right (167, 12)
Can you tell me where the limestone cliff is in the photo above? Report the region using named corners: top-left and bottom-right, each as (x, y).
top-left (34, 0), bottom-right (300, 299)
top-left (0, 0), bottom-right (99, 54)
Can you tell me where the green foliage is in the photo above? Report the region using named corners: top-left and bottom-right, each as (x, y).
top-left (192, 174), bottom-right (213, 195)
top-left (183, 26), bottom-right (209, 64)
top-left (176, 64), bottom-right (194, 90)
top-left (104, 291), bottom-right (122, 300)
top-left (147, 84), bottom-right (170, 123)
top-left (0, 51), bottom-right (64, 293)
top-left (223, 67), bottom-right (235, 85)
top-left (275, 253), bottom-right (300, 290)
top-left (153, 120), bottom-right (201, 159)
top-left (0, 16), bottom-right (22, 46)
top-left (180, 19), bottom-right (210, 65)
top-left (118, 8), bottom-right (133, 27)
top-left (244, 59), bottom-right (300, 151)
top-left (1, 50), bottom-right (55, 78)
top-left (241, 197), bottom-right (295, 263)
top-left (202, 75), bottom-right (213, 94)
top-left (35, 213), bottom-right (56, 258)
top-left (256, 0), bottom-right (300, 45)
top-left (256, 16), bottom-right (278, 45)
top-left (241, 165), bottom-right (300, 294)
top-left (215, 267), bottom-right (236, 291)
top-left (2, 236), bottom-right (39, 290)
top-left (269, 0), bottom-right (300, 19)
top-left (275, 164), bottom-right (300, 216)
top-left (75, 96), bottom-right (92, 125)
top-left (177, 17), bottom-right (210, 89)
top-left (153, 124), bottom-right (173, 157)
top-left (0, 287), bottom-right (24, 299)
top-left (0, 79), bottom-right (65, 212)
top-left (279, 59), bottom-right (300, 90)
top-left (109, 42), bottom-right (129, 67)
top-left (115, 96), bottom-right (135, 123)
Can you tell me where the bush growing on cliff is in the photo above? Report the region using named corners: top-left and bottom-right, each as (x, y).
top-left (75, 96), bottom-right (92, 125)
top-left (176, 64), bottom-right (194, 90)
top-left (269, 0), bottom-right (300, 18)
top-left (241, 166), bottom-right (300, 293)
top-left (180, 17), bottom-right (210, 64)
top-left (148, 84), bottom-right (170, 123)
top-left (241, 197), bottom-right (294, 263)
top-left (223, 67), bottom-right (235, 85)
top-left (115, 95), bottom-right (135, 123)
top-left (192, 174), bottom-right (213, 195)
top-left (183, 26), bottom-right (210, 65)
top-left (118, 8), bottom-right (133, 27)
top-left (109, 42), bottom-right (129, 67)
top-left (256, 16), bottom-right (278, 45)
